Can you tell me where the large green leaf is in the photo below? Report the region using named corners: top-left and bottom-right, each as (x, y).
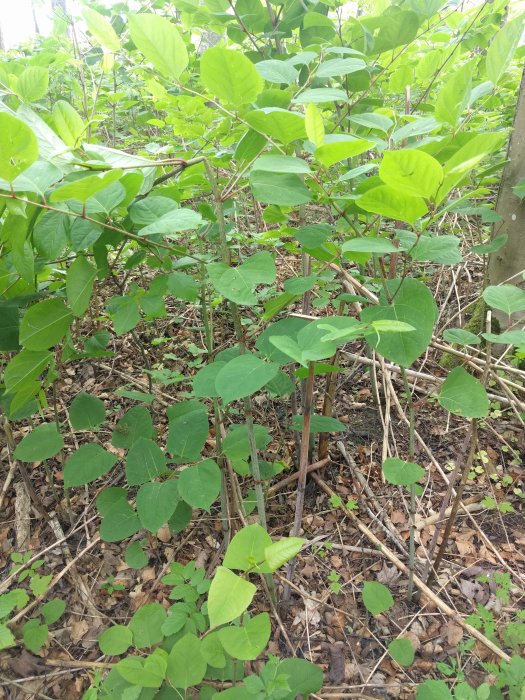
top-left (250, 171), bottom-right (311, 206)
top-left (66, 256), bottom-right (97, 317)
top-left (482, 285), bottom-right (525, 317)
top-left (99, 495), bottom-right (141, 543)
top-left (245, 109), bottom-right (306, 145)
top-left (52, 101), bottom-right (85, 148)
top-left (219, 612), bottom-right (270, 661)
top-left (201, 47), bottom-right (263, 107)
top-left (223, 524), bottom-right (273, 572)
top-left (264, 537), bottom-right (304, 571)
top-left (3, 349), bottom-right (52, 396)
top-left (69, 392), bottom-right (106, 430)
top-left (207, 567), bottom-right (256, 627)
top-left (251, 155), bottom-right (310, 174)
top-left (126, 438), bottom-right (167, 486)
top-left (136, 480), bottom-right (180, 532)
top-left (19, 299), bottom-right (73, 351)
top-left (167, 400), bottom-right (209, 461)
top-left (17, 67), bottom-right (49, 103)
top-left (362, 581), bottom-right (394, 615)
top-left (0, 303), bottom-right (19, 351)
top-left (277, 658), bottom-right (324, 698)
top-left (361, 278), bottom-right (436, 367)
top-left (379, 149), bottom-right (443, 199)
top-left (177, 459), bottom-right (221, 512)
top-left (293, 88), bottom-right (347, 104)
top-left (215, 354), bottom-right (279, 404)
top-left (382, 458), bottom-right (424, 486)
top-left (99, 626), bottom-right (133, 656)
top-left (207, 251), bottom-right (276, 305)
top-left (314, 136), bottom-right (373, 168)
top-left (438, 367), bottom-right (489, 419)
top-left (106, 295), bottom-right (141, 336)
top-left (486, 16), bottom-right (524, 85)
top-left (0, 113), bottom-right (38, 182)
top-left (50, 170), bottom-right (122, 204)
top-left (82, 7), bottom-right (121, 52)
top-left (129, 603), bottom-right (166, 649)
top-left (112, 406), bottom-right (154, 448)
top-left (316, 57), bottom-right (366, 78)
top-left (357, 185), bottom-right (427, 224)
top-left (434, 62), bottom-right (472, 126)
top-left (167, 634), bottom-right (207, 689)
top-left (128, 13), bottom-right (188, 79)
top-left (64, 444), bottom-right (117, 488)
top-left (255, 60), bottom-right (299, 85)
top-left (14, 423), bottom-right (64, 462)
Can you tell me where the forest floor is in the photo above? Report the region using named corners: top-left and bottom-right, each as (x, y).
top-left (1, 244), bottom-right (525, 699)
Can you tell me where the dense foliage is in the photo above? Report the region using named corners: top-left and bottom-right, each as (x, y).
top-left (0, 0), bottom-right (524, 697)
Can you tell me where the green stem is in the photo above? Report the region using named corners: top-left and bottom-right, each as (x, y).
top-left (401, 368), bottom-right (416, 600)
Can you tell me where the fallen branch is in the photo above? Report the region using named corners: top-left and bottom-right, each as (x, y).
top-left (311, 472), bottom-right (511, 662)
top-left (267, 458), bottom-right (330, 497)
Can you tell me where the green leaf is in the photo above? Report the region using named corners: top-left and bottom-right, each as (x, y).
top-left (137, 480), bottom-right (179, 532)
top-left (129, 13), bottom-right (188, 79)
top-left (305, 103), bottom-right (325, 148)
top-left (64, 444), bottom-right (117, 488)
top-left (167, 633), bottom-right (207, 689)
top-left (264, 537), bottom-right (304, 571)
top-left (362, 581), bottom-right (394, 615)
top-left (69, 392), bottom-right (106, 430)
top-left (201, 631), bottom-right (227, 669)
top-left (3, 349), bottom-right (52, 396)
top-left (357, 185), bottom-right (427, 225)
top-left (219, 612), bottom-right (270, 661)
top-left (201, 47), bottom-right (263, 107)
top-left (52, 101), bottom-right (85, 148)
top-left (125, 541), bottom-right (148, 570)
top-left (438, 367), bottom-right (489, 419)
top-left (250, 171), bottom-right (311, 206)
top-left (256, 60), bottom-right (299, 85)
top-left (291, 415), bottom-right (346, 433)
top-left (416, 680), bottom-right (453, 700)
top-left (177, 459), bottom-right (221, 512)
top-left (22, 620), bottom-right (48, 653)
top-left (483, 330), bottom-right (525, 346)
top-left (50, 170), bottom-right (122, 204)
top-left (223, 524), bottom-right (273, 572)
top-left (482, 285), bottom-right (525, 317)
top-left (99, 625), bottom-right (133, 656)
top-left (245, 108), bottom-right (306, 145)
top-left (388, 638), bottom-right (415, 666)
top-left (486, 16), bottom-right (524, 85)
top-left (166, 271), bottom-right (199, 301)
top-left (293, 88), bottom-right (347, 104)
top-left (397, 231), bottom-right (462, 265)
top-left (207, 251), bottom-right (276, 306)
top-left (251, 155), bottom-right (310, 174)
top-left (0, 113), bottom-right (38, 182)
top-left (14, 423), bottom-right (64, 462)
top-left (434, 62), bottom-right (473, 126)
top-left (277, 658), bottom-right (324, 697)
top-left (382, 458), bottom-right (424, 486)
top-left (379, 149), bottom-right (443, 199)
top-left (316, 57), bottom-right (366, 78)
top-left (350, 112), bottom-right (393, 133)
top-left (126, 438), bottom-right (167, 486)
top-left (216, 354), bottom-right (279, 404)
top-left (193, 362), bottom-right (226, 398)
top-left (106, 295), bottom-right (141, 336)
top-left (208, 567), bottom-right (256, 628)
top-left (99, 496), bottom-right (141, 543)
top-left (40, 599), bottom-right (66, 625)
top-left (0, 303), bottom-right (19, 351)
top-left (83, 7), bottom-right (121, 52)
top-left (112, 406), bottom-right (154, 449)
top-left (443, 328), bottom-right (481, 346)
top-left (314, 136), bottom-right (373, 168)
top-left (471, 233), bottom-right (508, 255)
top-left (0, 624), bottom-right (16, 650)
top-left (17, 67), bottom-right (49, 103)
top-left (136, 208), bottom-right (203, 236)
top-left (19, 299), bottom-right (72, 351)
top-left (129, 603), bottom-right (166, 649)
top-left (222, 424), bottom-right (271, 461)
top-left (66, 256), bottom-right (97, 317)
top-left (342, 238), bottom-right (398, 255)
top-left (167, 400), bottom-right (208, 461)
top-left (116, 650), bottom-right (167, 688)
top-left (361, 278), bottom-right (436, 367)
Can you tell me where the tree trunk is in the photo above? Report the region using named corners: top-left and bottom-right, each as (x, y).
top-left (488, 67), bottom-right (525, 326)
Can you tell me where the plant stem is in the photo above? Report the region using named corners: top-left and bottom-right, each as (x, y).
top-left (400, 368), bottom-right (416, 600)
top-left (283, 361), bottom-right (315, 601)
top-left (426, 420), bottom-right (478, 589)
